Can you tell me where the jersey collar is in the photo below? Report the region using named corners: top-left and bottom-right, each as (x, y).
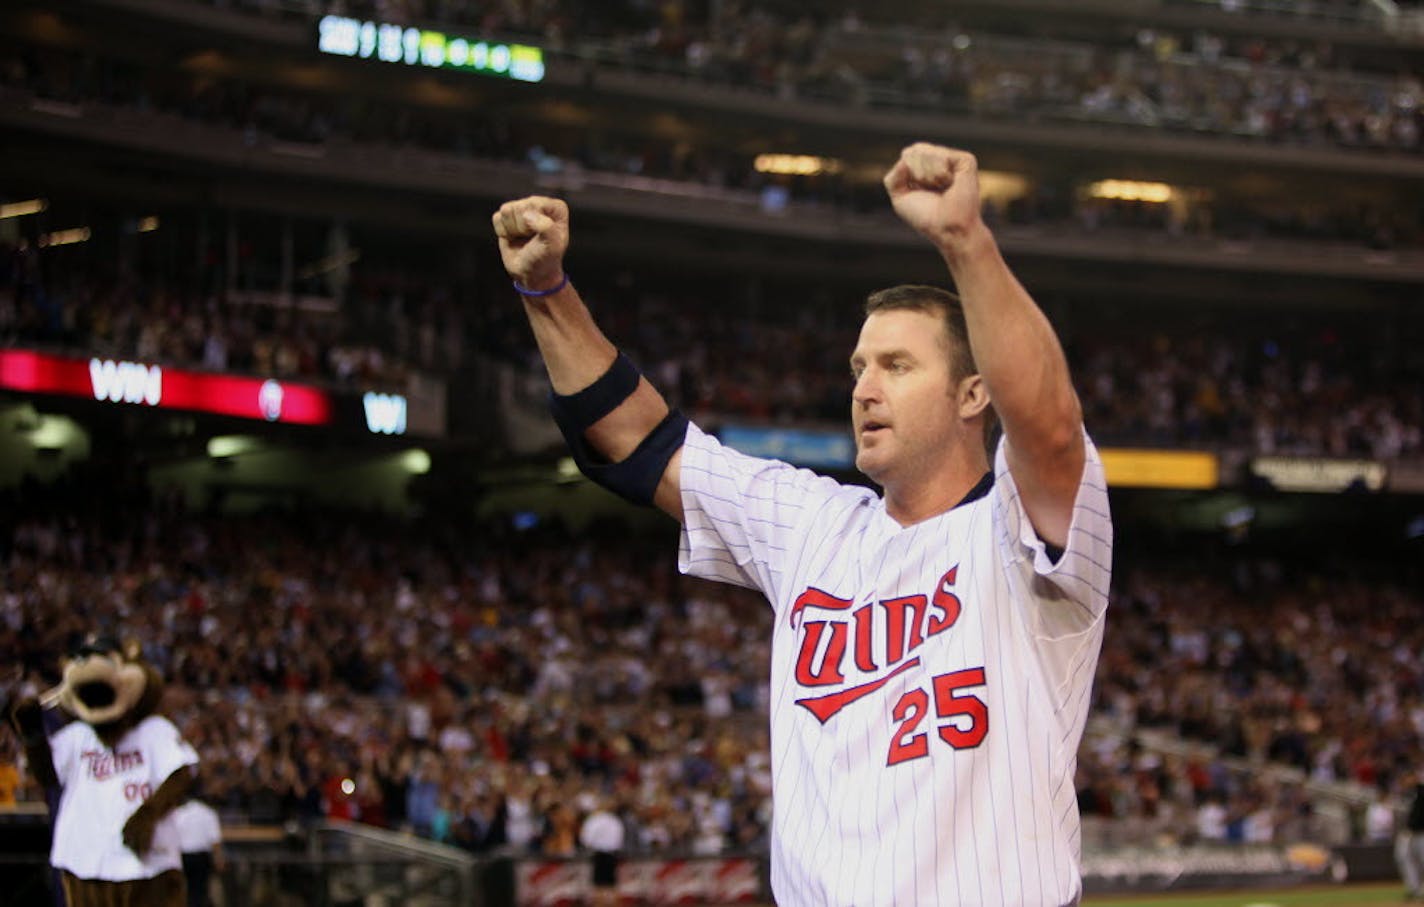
top-left (956, 471), bottom-right (994, 509)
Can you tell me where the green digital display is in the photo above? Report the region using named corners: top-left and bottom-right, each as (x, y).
top-left (318, 15), bottom-right (545, 83)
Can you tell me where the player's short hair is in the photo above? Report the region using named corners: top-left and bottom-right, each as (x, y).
top-left (864, 285), bottom-right (976, 380)
top-left (864, 284), bottom-right (1000, 452)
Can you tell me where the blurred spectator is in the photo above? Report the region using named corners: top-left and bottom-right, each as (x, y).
top-left (0, 734), bottom-right (21, 806)
top-left (1400, 777), bottom-right (1424, 900)
top-left (173, 797), bottom-right (225, 907)
top-left (579, 795), bottom-right (625, 907)
top-left (1366, 782), bottom-right (1396, 844)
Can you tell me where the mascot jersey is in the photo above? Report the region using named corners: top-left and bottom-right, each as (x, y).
top-left (49, 714), bottom-right (198, 880)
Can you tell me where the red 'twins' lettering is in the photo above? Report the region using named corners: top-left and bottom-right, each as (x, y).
top-left (793, 566), bottom-right (964, 723)
top-left (81, 748), bottom-right (145, 780)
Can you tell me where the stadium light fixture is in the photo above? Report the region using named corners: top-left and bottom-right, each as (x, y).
top-left (555, 456), bottom-right (581, 483)
top-left (38, 227), bottom-right (91, 247)
top-left (1088, 180), bottom-right (1173, 203)
top-left (401, 449), bottom-right (431, 474)
top-left (29, 414), bottom-right (81, 451)
top-left (977, 171), bottom-right (1031, 203)
top-left (754, 154), bottom-right (844, 177)
top-left (0, 199), bottom-right (47, 219)
top-left (206, 435), bottom-right (260, 459)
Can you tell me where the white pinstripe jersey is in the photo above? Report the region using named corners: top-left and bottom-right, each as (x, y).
top-left (678, 423), bottom-right (1113, 907)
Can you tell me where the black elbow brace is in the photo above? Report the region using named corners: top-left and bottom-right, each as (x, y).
top-left (570, 409), bottom-right (688, 506)
top-left (549, 353), bottom-right (688, 506)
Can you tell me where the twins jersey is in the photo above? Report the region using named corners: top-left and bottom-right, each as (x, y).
top-left (678, 423), bottom-right (1112, 907)
top-left (49, 714), bottom-right (199, 881)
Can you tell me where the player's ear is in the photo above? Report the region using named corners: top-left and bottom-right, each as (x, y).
top-left (957, 374), bottom-right (990, 421)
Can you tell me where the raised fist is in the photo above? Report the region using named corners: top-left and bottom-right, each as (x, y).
top-left (492, 195), bottom-right (570, 293)
top-left (883, 143), bottom-right (984, 254)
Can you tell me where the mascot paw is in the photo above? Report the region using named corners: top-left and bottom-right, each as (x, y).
top-left (8, 697), bottom-right (43, 741)
top-left (122, 805), bottom-right (157, 856)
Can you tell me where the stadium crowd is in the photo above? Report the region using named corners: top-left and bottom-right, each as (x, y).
top-left (0, 243), bottom-right (463, 388)
top-left (553, 283), bottom-right (1424, 460)
top-left (218, 0), bottom-right (1416, 31)
top-left (2, 500), bottom-right (774, 855)
top-left (1082, 558), bottom-right (1424, 846)
top-left (4, 244), bottom-right (1422, 460)
top-left (2, 494), bottom-right (1420, 852)
top-left (4, 30), bottom-right (1422, 248)
top-left (185, 0), bottom-right (1424, 153)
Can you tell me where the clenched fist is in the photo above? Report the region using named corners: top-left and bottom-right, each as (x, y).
top-left (492, 196), bottom-right (570, 293)
top-left (883, 143), bottom-right (985, 256)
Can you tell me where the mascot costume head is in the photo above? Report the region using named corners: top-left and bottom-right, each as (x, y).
top-left (44, 636), bottom-right (162, 747)
top-left (10, 634), bottom-right (197, 907)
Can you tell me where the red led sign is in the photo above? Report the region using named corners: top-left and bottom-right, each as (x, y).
top-left (0, 350), bottom-right (334, 425)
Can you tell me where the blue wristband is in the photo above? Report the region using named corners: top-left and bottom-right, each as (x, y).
top-left (513, 273), bottom-right (570, 297)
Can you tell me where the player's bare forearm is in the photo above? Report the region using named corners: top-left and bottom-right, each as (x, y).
top-left (520, 284), bottom-right (618, 394)
top-left (526, 291), bottom-right (684, 520)
top-left (522, 286), bottom-right (671, 461)
top-left (943, 225), bottom-right (1084, 546)
top-left (886, 144), bottom-right (1084, 544)
top-left (941, 225), bottom-right (1083, 456)
top-left (494, 196), bottom-right (685, 521)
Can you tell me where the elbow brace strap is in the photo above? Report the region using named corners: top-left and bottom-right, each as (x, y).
top-left (549, 352), bottom-right (641, 434)
top-left (570, 409), bottom-right (689, 506)
top-left (548, 353), bottom-right (687, 506)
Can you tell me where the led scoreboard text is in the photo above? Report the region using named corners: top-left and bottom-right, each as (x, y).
top-left (317, 15), bottom-right (545, 82)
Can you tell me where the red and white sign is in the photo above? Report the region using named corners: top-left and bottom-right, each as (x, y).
top-left (0, 349), bottom-right (334, 425)
top-left (516, 857), bottom-right (761, 906)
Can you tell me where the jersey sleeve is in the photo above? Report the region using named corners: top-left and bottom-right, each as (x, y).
top-left (145, 716), bottom-right (200, 783)
top-left (992, 430), bottom-right (1113, 640)
top-left (678, 422), bottom-right (842, 601)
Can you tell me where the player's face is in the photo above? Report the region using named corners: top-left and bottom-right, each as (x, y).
top-left (850, 308), bottom-right (963, 486)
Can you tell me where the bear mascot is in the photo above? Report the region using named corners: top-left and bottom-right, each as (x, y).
top-left (9, 635), bottom-right (197, 907)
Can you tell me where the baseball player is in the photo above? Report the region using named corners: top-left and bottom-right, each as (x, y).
top-left (494, 142), bottom-right (1113, 906)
